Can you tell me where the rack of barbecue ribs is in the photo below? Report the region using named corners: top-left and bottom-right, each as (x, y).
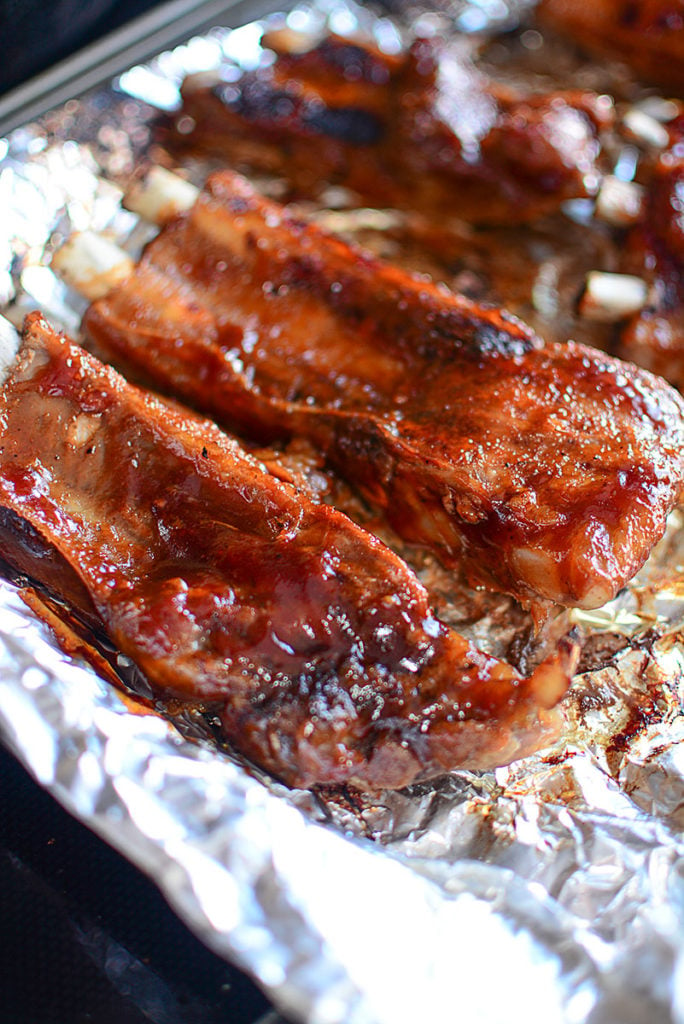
top-left (0, 312), bottom-right (580, 790)
top-left (63, 170), bottom-right (684, 612)
top-left (537, 0), bottom-right (684, 94)
top-left (168, 32), bottom-right (612, 225)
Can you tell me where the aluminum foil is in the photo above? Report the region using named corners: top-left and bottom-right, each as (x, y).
top-left (2, 4), bottom-right (684, 1022)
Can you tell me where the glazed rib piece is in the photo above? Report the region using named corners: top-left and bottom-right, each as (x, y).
top-left (83, 171), bottom-right (684, 610)
top-left (171, 33), bottom-right (611, 225)
top-left (619, 138), bottom-right (684, 390)
top-left (0, 313), bottom-right (576, 790)
top-left (537, 0), bottom-right (684, 93)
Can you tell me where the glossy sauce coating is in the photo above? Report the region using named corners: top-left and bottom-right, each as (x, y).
top-left (172, 34), bottom-right (611, 225)
top-left (84, 171), bottom-right (684, 610)
top-left (0, 314), bottom-right (575, 790)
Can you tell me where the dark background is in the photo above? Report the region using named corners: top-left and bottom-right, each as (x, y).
top-left (0, 0), bottom-right (165, 95)
top-left (0, 742), bottom-right (294, 1024)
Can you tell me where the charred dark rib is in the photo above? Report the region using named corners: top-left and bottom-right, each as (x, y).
top-left (222, 78), bottom-right (386, 145)
top-left (82, 170), bottom-right (684, 610)
top-left (0, 313), bottom-right (576, 790)
top-left (170, 33), bottom-right (611, 225)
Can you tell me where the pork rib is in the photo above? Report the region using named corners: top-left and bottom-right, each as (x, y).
top-left (619, 142), bottom-right (684, 391)
top-left (537, 0), bottom-right (684, 94)
top-left (82, 171), bottom-right (684, 610)
top-left (0, 313), bottom-right (576, 790)
top-left (171, 33), bottom-right (610, 225)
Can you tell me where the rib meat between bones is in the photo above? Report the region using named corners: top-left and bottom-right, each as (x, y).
top-left (0, 313), bottom-right (576, 790)
top-left (82, 171), bottom-right (684, 610)
top-left (171, 33), bottom-right (611, 225)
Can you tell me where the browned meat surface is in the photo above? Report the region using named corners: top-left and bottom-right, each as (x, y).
top-left (0, 313), bottom-right (577, 790)
top-left (619, 123), bottom-right (684, 388)
top-left (83, 171), bottom-right (684, 610)
top-left (537, 0), bottom-right (684, 93)
top-left (171, 34), bottom-right (611, 225)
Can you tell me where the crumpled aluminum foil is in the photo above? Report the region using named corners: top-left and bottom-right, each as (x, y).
top-left (2, 3), bottom-right (684, 1022)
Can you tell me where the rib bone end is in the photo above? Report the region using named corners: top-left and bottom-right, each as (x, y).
top-left (52, 232), bottom-right (134, 301)
top-left (123, 166), bottom-right (199, 226)
top-left (579, 271), bottom-right (649, 322)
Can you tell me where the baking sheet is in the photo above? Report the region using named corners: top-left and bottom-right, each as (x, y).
top-left (2, 2), bottom-right (684, 1022)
